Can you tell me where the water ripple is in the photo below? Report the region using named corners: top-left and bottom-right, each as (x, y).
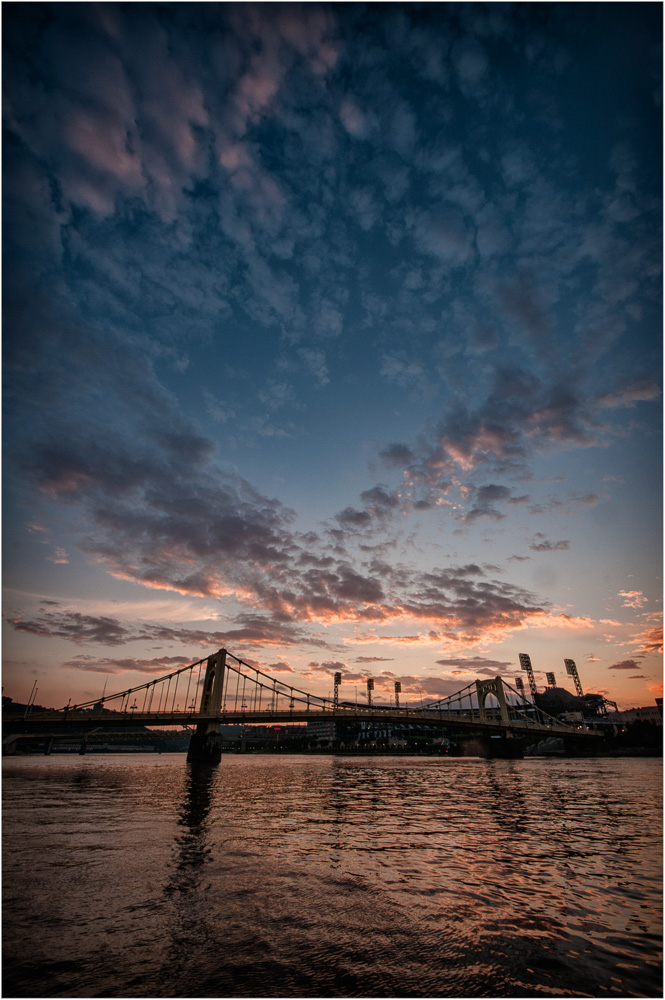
top-left (3, 755), bottom-right (661, 997)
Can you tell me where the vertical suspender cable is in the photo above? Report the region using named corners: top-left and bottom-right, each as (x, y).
top-left (185, 666), bottom-right (192, 714)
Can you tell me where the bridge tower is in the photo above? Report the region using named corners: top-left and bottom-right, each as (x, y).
top-left (475, 677), bottom-right (511, 726)
top-left (187, 649), bottom-right (226, 764)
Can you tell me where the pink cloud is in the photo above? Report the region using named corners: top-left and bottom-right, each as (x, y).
top-left (618, 590), bottom-right (648, 609)
top-left (65, 110), bottom-right (143, 187)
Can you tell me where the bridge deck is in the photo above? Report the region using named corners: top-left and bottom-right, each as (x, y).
top-left (5, 707), bottom-right (600, 738)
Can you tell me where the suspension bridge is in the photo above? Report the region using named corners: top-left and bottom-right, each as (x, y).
top-left (5, 649), bottom-right (601, 761)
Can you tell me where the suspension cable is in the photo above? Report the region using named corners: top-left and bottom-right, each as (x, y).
top-left (57, 657), bottom-right (209, 712)
top-left (51, 650), bottom-right (581, 735)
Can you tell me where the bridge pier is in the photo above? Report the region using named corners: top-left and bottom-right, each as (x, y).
top-left (186, 650), bottom-right (226, 765)
top-left (187, 723), bottom-right (224, 764)
top-left (484, 734), bottom-right (524, 759)
top-left (462, 734), bottom-right (524, 759)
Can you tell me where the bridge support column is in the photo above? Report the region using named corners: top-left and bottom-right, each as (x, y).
top-left (187, 650), bottom-right (226, 765)
top-left (473, 734), bottom-right (524, 759)
top-left (187, 724), bottom-right (223, 764)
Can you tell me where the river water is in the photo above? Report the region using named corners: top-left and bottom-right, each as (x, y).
top-left (2, 754), bottom-right (662, 998)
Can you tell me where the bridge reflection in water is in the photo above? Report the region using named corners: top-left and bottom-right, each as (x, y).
top-left (6, 648), bottom-right (600, 761)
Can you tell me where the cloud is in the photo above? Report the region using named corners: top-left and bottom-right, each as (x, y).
top-left (306, 660), bottom-right (349, 676)
top-left (595, 378), bottom-right (661, 409)
top-left (394, 566), bottom-right (549, 644)
top-left (378, 443), bottom-right (412, 469)
top-left (333, 486), bottom-right (401, 534)
top-left (335, 507), bottom-right (374, 531)
top-left (266, 661), bottom-right (296, 674)
top-left (46, 547), bottom-right (69, 565)
top-left (339, 98), bottom-right (367, 138)
top-left (62, 654), bottom-right (192, 675)
top-left (566, 494), bottom-right (598, 508)
top-left (354, 656), bottom-right (394, 663)
top-left (618, 590), bottom-right (648, 609)
top-left (529, 537), bottom-right (570, 552)
top-left (7, 608), bottom-right (326, 651)
top-left (608, 659), bottom-right (640, 671)
top-left (9, 611), bottom-right (138, 647)
top-left (460, 483), bottom-right (512, 522)
top-left (415, 205), bottom-right (474, 263)
top-left (630, 625), bottom-right (663, 656)
top-left (393, 368), bottom-right (605, 496)
top-left (435, 655), bottom-right (512, 672)
top-left (7, 554), bottom-right (555, 651)
top-left (496, 274), bottom-right (551, 341)
top-left (453, 37), bottom-right (489, 92)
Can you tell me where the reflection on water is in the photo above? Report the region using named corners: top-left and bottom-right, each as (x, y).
top-left (3, 755), bottom-right (662, 998)
top-left (168, 762), bottom-right (215, 891)
top-left (161, 763), bottom-right (217, 990)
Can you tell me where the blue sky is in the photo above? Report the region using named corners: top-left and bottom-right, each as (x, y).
top-left (3, 2), bottom-right (662, 710)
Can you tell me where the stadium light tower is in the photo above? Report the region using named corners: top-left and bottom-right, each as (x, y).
top-left (333, 672), bottom-right (342, 709)
top-left (394, 681), bottom-right (401, 709)
top-left (366, 677), bottom-right (374, 707)
top-left (519, 653), bottom-right (538, 701)
top-left (564, 658), bottom-right (584, 697)
top-left (546, 672), bottom-right (556, 689)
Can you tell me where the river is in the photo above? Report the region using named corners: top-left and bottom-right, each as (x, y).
top-left (2, 754), bottom-right (662, 998)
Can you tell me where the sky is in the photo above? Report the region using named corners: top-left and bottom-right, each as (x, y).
top-left (3, 2), bottom-right (662, 712)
